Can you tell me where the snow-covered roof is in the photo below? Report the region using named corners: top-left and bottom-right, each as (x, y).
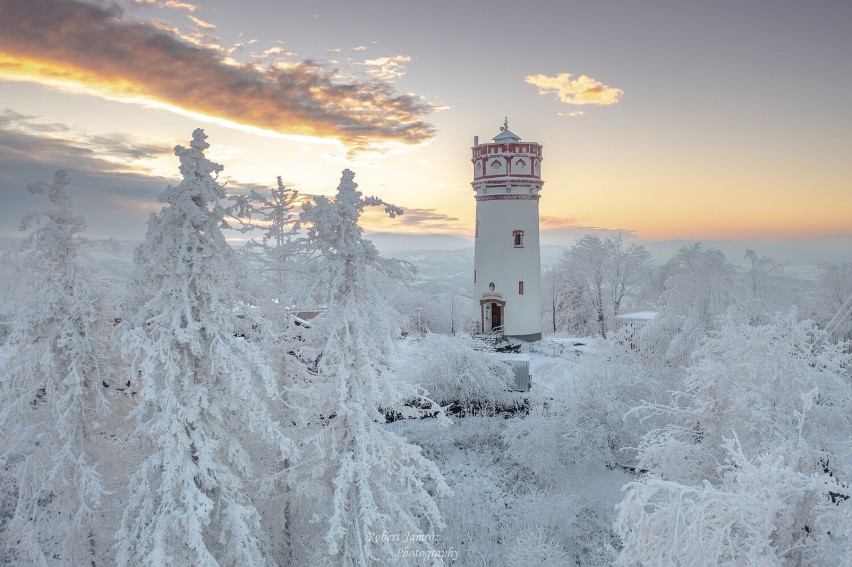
top-left (614, 311), bottom-right (658, 320)
top-left (495, 353), bottom-right (530, 362)
top-left (492, 128), bottom-right (521, 142)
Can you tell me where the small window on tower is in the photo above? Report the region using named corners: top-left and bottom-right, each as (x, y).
top-left (513, 230), bottom-right (524, 248)
top-left (475, 220), bottom-right (479, 238)
top-left (519, 281), bottom-right (524, 295)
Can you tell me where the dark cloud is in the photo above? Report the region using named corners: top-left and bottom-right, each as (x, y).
top-left (0, 0), bottom-right (436, 151)
top-left (0, 110), bottom-right (173, 164)
top-left (353, 205), bottom-right (465, 235)
top-left (0, 126), bottom-right (168, 239)
top-left (85, 133), bottom-right (169, 161)
top-left (393, 208), bottom-right (462, 229)
top-left (0, 109), bottom-right (69, 133)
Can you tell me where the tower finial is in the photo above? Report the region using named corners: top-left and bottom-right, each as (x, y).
top-left (501, 117), bottom-right (508, 132)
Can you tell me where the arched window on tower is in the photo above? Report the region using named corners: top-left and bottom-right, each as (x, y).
top-left (513, 230), bottom-right (524, 248)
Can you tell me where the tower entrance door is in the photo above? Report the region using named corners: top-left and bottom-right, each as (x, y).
top-left (491, 303), bottom-right (503, 329)
top-left (480, 296), bottom-right (506, 335)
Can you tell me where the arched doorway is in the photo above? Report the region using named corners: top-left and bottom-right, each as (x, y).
top-left (480, 293), bottom-right (506, 334)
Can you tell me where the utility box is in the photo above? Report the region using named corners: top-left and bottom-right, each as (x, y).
top-left (496, 353), bottom-right (530, 392)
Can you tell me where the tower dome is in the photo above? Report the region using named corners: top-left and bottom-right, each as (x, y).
top-left (471, 120), bottom-right (543, 341)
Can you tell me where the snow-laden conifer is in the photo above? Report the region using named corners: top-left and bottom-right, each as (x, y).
top-left (116, 130), bottom-right (295, 566)
top-left (297, 169), bottom-right (449, 567)
top-left (0, 171), bottom-right (108, 565)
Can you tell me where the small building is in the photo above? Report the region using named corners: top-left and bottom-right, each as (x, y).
top-left (496, 352), bottom-right (531, 392)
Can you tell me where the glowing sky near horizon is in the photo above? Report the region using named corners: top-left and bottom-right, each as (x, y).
top-left (0, 0), bottom-right (850, 242)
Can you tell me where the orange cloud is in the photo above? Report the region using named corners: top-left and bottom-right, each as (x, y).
top-left (0, 0), bottom-right (436, 152)
top-left (525, 73), bottom-right (623, 106)
top-left (360, 206), bottom-right (467, 234)
top-left (187, 15), bottom-right (216, 31)
top-left (161, 1), bottom-right (197, 12)
top-left (360, 55), bottom-right (411, 82)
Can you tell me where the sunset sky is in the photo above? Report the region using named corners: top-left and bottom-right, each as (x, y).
top-left (0, 0), bottom-right (850, 245)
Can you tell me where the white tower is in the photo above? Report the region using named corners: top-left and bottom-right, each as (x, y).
top-left (472, 119), bottom-right (543, 341)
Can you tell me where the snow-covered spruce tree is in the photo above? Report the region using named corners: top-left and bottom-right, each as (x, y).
top-left (0, 171), bottom-right (109, 565)
top-left (297, 169), bottom-right (450, 567)
top-left (116, 129), bottom-right (295, 566)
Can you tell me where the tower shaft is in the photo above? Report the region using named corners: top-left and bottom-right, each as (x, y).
top-left (471, 124), bottom-right (543, 341)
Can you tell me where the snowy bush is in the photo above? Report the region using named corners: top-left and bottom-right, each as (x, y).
top-left (616, 437), bottom-right (850, 566)
top-left (617, 310), bottom-right (852, 565)
top-left (398, 333), bottom-right (515, 412)
top-left (505, 527), bottom-right (571, 567)
top-left (504, 338), bottom-right (659, 486)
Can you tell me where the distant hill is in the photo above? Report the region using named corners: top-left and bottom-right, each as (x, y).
top-left (364, 232), bottom-right (473, 254)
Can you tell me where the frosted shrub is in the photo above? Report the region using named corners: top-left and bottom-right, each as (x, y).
top-left (505, 527), bottom-right (571, 567)
top-left (505, 338), bottom-right (658, 486)
top-left (637, 310), bottom-right (851, 484)
top-left (616, 438), bottom-right (850, 566)
top-left (617, 311), bottom-right (852, 565)
top-left (401, 333), bottom-right (515, 412)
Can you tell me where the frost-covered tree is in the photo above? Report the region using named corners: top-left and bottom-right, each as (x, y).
top-left (0, 171), bottom-right (109, 565)
top-left (545, 264), bottom-right (596, 337)
top-left (617, 311), bottom-right (852, 565)
top-left (296, 169), bottom-right (449, 566)
top-left (0, 247), bottom-right (26, 345)
top-left (607, 233), bottom-right (653, 320)
top-left (553, 233), bottom-right (652, 338)
top-left (229, 176), bottom-right (302, 294)
top-left (116, 130), bottom-right (295, 566)
top-left (808, 261), bottom-right (852, 346)
top-left (640, 243), bottom-right (741, 365)
top-left (639, 310), bottom-right (851, 483)
top-left (560, 235), bottom-right (609, 337)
